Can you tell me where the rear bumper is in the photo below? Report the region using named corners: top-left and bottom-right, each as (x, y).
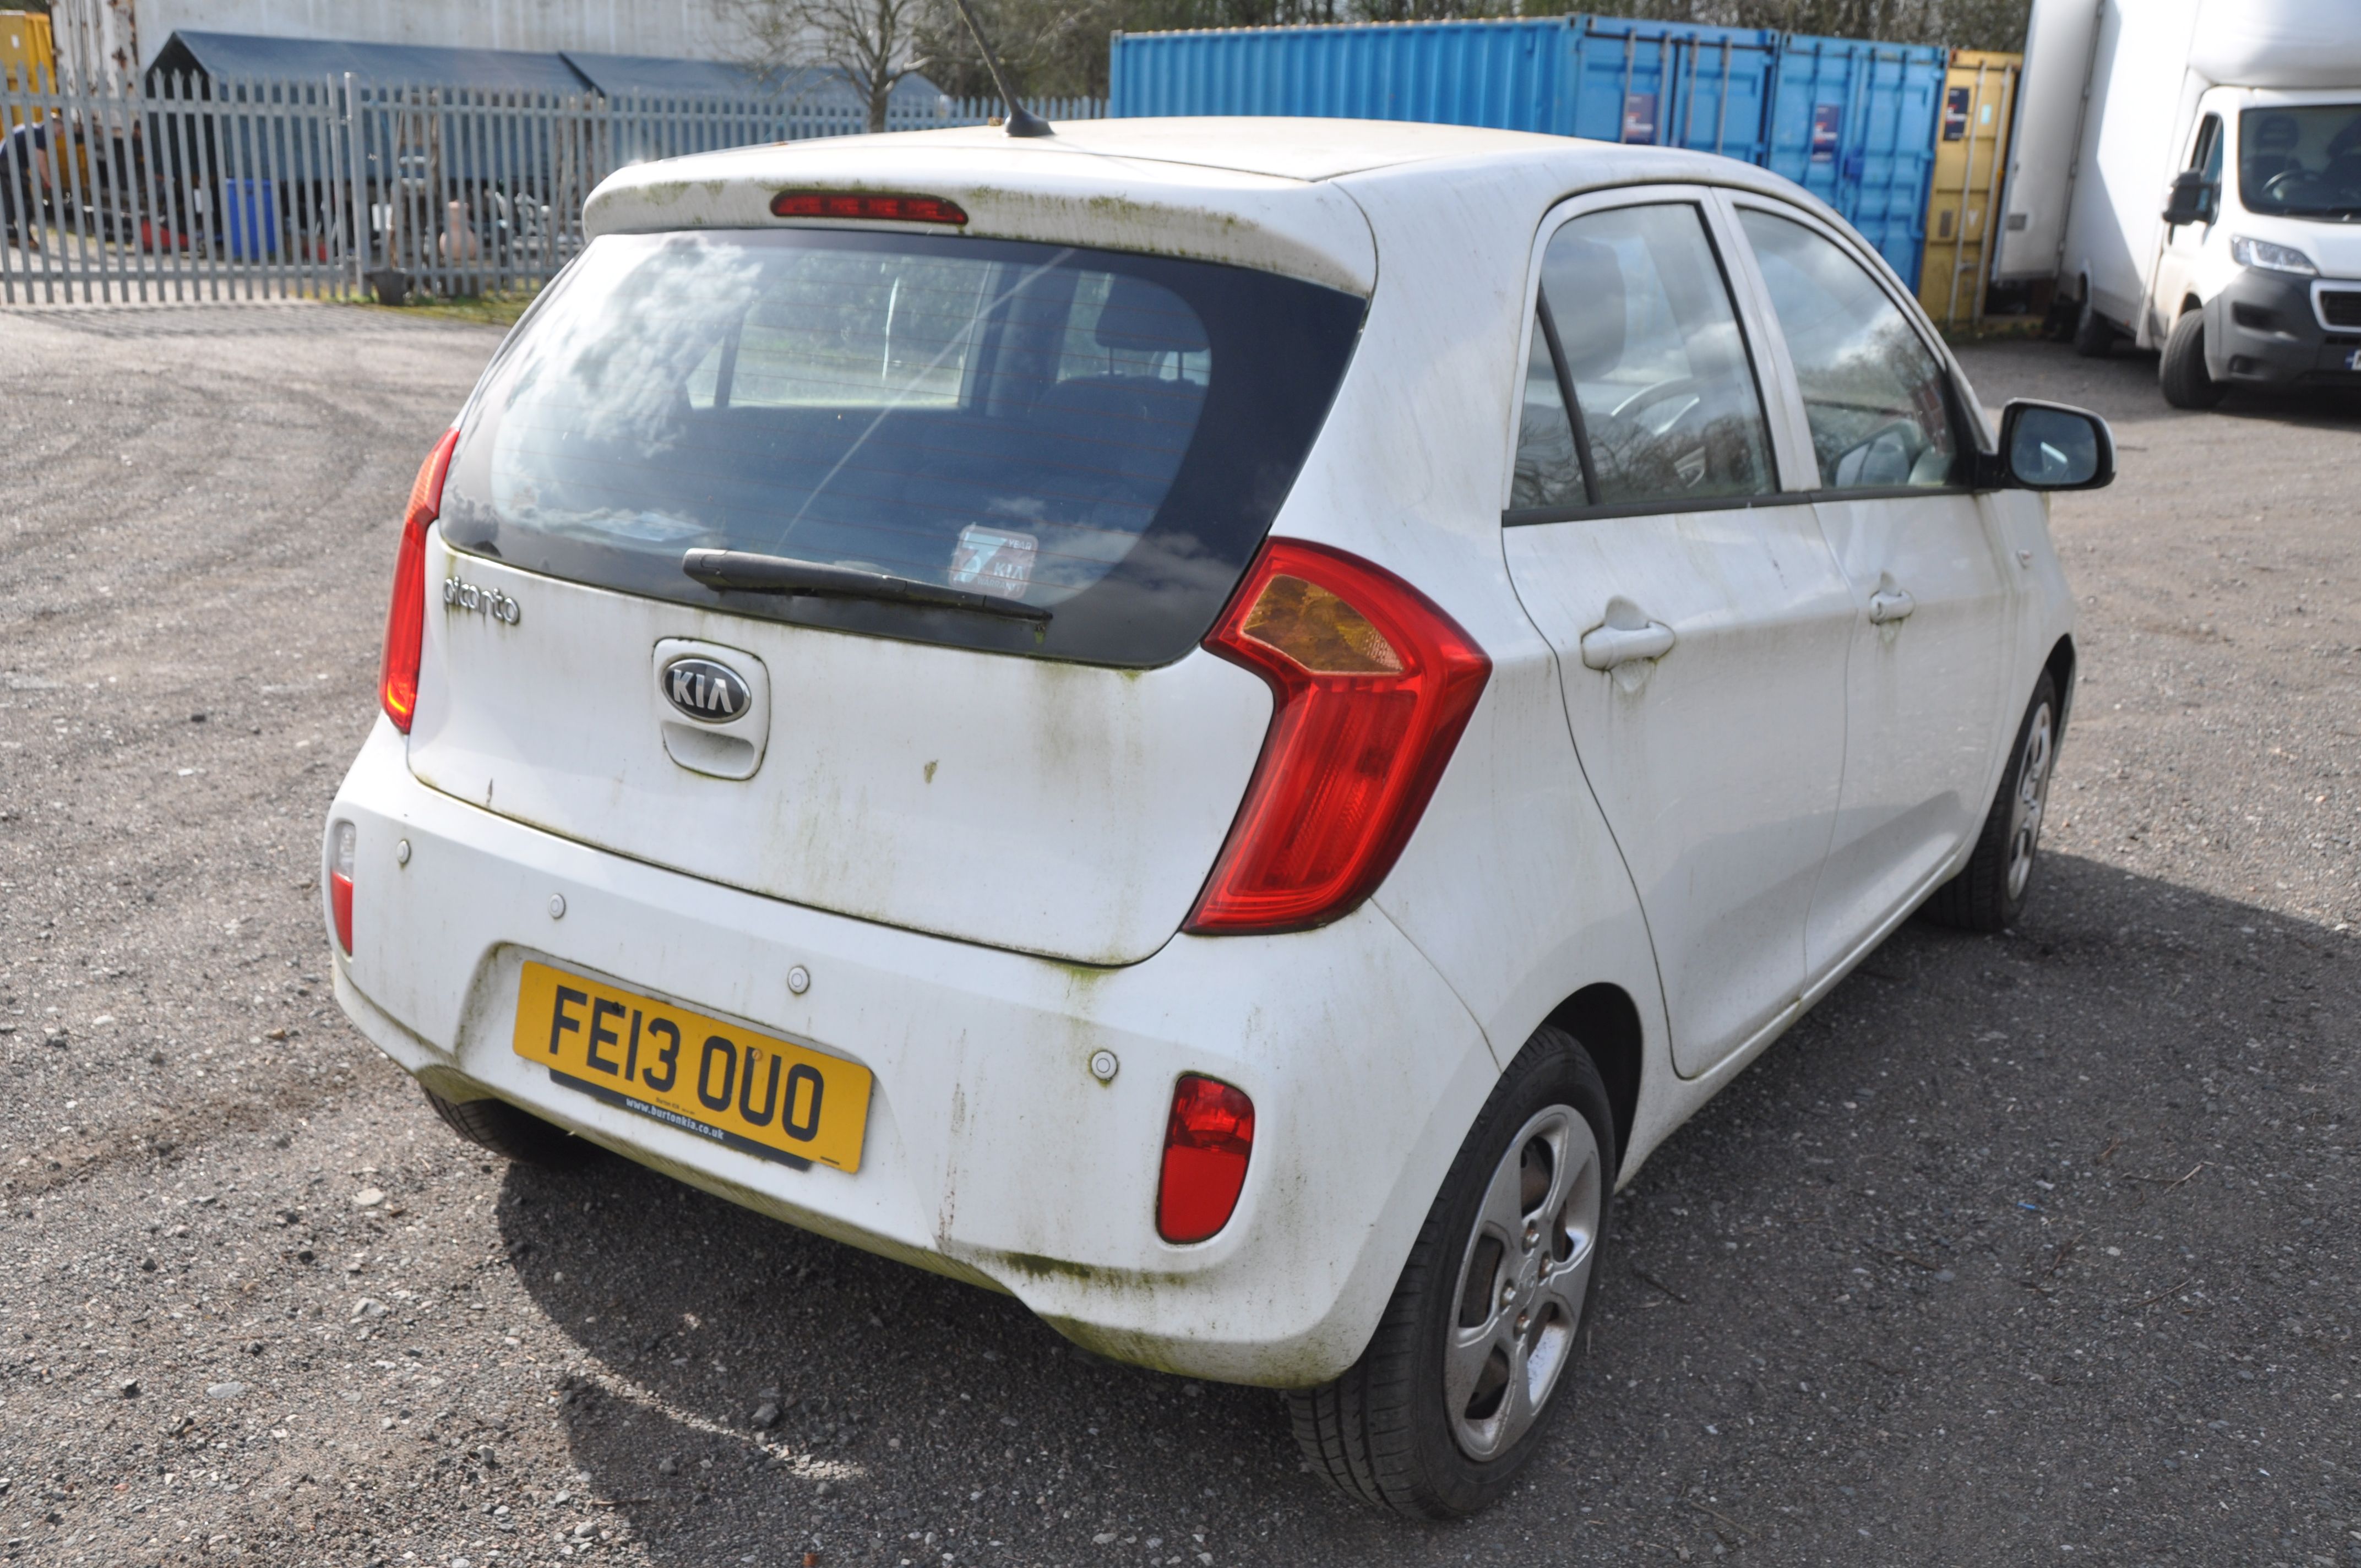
top-left (2207, 270), bottom-right (2361, 386)
top-left (324, 718), bottom-right (1501, 1386)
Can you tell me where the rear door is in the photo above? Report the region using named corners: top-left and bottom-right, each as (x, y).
top-left (1501, 188), bottom-right (1854, 1079)
top-left (1726, 199), bottom-right (2015, 977)
top-left (407, 226), bottom-right (1367, 966)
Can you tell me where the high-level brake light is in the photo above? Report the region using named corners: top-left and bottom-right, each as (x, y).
top-left (380, 428), bottom-right (459, 734)
top-left (1157, 1075), bottom-right (1255, 1244)
top-left (769, 191), bottom-right (969, 225)
top-left (1187, 539), bottom-right (1490, 934)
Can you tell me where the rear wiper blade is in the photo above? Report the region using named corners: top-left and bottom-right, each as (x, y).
top-left (682, 548), bottom-right (1051, 622)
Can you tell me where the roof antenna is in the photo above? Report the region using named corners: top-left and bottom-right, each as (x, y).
top-left (944, 0), bottom-right (1051, 137)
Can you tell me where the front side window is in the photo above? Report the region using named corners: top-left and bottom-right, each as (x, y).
top-left (2239, 104), bottom-right (2361, 220)
top-left (1510, 202), bottom-right (1775, 513)
top-left (2185, 114), bottom-right (2224, 224)
top-left (1738, 209), bottom-right (1961, 492)
top-left (439, 228), bottom-right (1363, 667)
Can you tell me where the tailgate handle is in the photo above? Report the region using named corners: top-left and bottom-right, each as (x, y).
top-left (1580, 619), bottom-right (1677, 671)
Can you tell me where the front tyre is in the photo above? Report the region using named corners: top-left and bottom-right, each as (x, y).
top-left (1924, 672), bottom-right (2060, 933)
top-left (1288, 1026), bottom-right (1614, 1518)
top-left (2159, 309), bottom-right (2227, 409)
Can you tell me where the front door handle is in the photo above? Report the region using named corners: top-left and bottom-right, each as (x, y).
top-left (1580, 619), bottom-right (1677, 671)
top-left (1868, 587), bottom-right (1916, 624)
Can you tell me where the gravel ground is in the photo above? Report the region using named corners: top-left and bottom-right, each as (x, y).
top-left (1, 303), bottom-right (2355, 1568)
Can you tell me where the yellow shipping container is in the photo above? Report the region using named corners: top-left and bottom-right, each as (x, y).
top-left (1919, 48), bottom-right (2019, 329)
top-left (1, 9), bottom-right (53, 94)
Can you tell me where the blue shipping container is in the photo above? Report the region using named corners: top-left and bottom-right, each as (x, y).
top-left (1109, 17), bottom-right (1943, 289)
top-left (1564, 17), bottom-right (1777, 166)
top-left (1108, 19), bottom-right (1579, 133)
top-left (1765, 35), bottom-right (1945, 288)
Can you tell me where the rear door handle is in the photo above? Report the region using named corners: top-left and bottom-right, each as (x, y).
top-left (1580, 619), bottom-right (1677, 671)
top-left (1868, 588), bottom-right (1916, 624)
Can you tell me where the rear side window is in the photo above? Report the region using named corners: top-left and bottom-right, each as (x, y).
top-left (1737, 209), bottom-right (1961, 492)
top-left (1510, 203), bottom-right (1775, 515)
top-left (438, 230), bottom-right (1364, 667)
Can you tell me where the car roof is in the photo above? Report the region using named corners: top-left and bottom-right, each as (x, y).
top-left (583, 117), bottom-right (1829, 296)
top-left (797, 116), bottom-right (1583, 182)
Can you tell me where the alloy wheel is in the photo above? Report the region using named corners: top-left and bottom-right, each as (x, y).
top-left (1443, 1104), bottom-right (1602, 1460)
top-left (2006, 701), bottom-right (2056, 902)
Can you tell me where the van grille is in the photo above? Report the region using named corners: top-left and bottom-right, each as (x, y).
top-left (2321, 288), bottom-right (2361, 329)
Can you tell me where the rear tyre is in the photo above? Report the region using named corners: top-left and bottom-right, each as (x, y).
top-left (1287, 1026), bottom-right (1615, 1518)
top-left (2070, 293), bottom-right (2115, 358)
top-left (1923, 672), bottom-right (2059, 934)
top-left (2159, 309), bottom-right (2227, 408)
top-left (421, 1085), bottom-right (592, 1168)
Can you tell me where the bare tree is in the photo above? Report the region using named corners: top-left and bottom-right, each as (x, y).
top-left (723, 0), bottom-right (936, 132)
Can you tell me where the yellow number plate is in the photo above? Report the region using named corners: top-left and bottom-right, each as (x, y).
top-left (512, 961), bottom-right (871, 1173)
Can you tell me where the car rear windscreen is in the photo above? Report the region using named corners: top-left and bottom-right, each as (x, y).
top-left (437, 228), bottom-right (1366, 667)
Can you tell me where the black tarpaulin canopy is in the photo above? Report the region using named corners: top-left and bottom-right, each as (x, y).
top-left (146, 31), bottom-right (593, 95)
top-left (559, 52), bottom-right (943, 108)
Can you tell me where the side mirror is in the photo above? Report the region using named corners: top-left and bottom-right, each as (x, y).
top-left (2162, 170), bottom-right (2214, 226)
top-left (1989, 400), bottom-right (2115, 491)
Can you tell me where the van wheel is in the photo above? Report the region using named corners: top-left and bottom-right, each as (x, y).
top-left (2070, 294), bottom-right (2114, 358)
top-left (1287, 1025), bottom-right (1614, 1518)
top-left (421, 1085), bottom-right (592, 1168)
top-left (2159, 310), bottom-right (2227, 408)
top-left (1924, 672), bottom-right (2059, 933)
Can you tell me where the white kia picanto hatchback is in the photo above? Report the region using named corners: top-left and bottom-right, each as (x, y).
top-left (324, 117), bottom-right (2109, 1516)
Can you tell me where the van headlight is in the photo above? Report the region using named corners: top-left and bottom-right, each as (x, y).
top-left (2229, 235), bottom-right (2319, 276)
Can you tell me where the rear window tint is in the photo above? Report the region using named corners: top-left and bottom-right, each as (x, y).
top-left (438, 230), bottom-right (1364, 667)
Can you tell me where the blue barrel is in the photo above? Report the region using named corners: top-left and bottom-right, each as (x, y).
top-left (1564, 17), bottom-right (1777, 165)
top-left (222, 177), bottom-right (278, 260)
top-left (1108, 19), bottom-right (1579, 133)
top-left (1765, 35), bottom-right (1945, 288)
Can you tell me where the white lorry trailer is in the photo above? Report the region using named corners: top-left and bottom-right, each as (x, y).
top-left (1994, 0), bottom-right (2361, 405)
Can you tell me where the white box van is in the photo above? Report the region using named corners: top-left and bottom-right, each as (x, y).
top-left (1996, 0), bottom-right (2361, 405)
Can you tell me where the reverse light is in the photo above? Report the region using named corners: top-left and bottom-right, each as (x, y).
top-left (1157, 1075), bottom-right (1255, 1244)
top-left (380, 428), bottom-right (460, 733)
top-left (769, 190), bottom-right (969, 225)
top-left (329, 820), bottom-right (356, 955)
top-left (2229, 234), bottom-right (2318, 276)
top-left (1187, 539), bottom-right (1491, 934)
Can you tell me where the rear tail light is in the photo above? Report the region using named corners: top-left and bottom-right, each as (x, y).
top-left (329, 821), bottom-right (356, 955)
top-left (1187, 539), bottom-right (1490, 934)
top-left (1157, 1075), bottom-right (1255, 1244)
top-left (380, 428), bottom-right (460, 733)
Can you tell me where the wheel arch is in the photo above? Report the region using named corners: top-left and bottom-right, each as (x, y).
top-left (2044, 634), bottom-right (2077, 737)
top-left (1539, 983), bottom-right (1641, 1179)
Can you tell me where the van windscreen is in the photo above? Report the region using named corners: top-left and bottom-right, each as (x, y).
top-left (2239, 105), bottom-right (2361, 220)
top-left (437, 229), bottom-right (1365, 667)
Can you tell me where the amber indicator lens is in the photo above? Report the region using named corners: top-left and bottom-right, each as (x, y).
top-left (1241, 574), bottom-right (1403, 674)
top-left (769, 191), bottom-right (970, 225)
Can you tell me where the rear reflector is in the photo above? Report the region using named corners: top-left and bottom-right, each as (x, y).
top-left (769, 191), bottom-right (969, 225)
top-left (1187, 539), bottom-right (1490, 934)
top-left (329, 820), bottom-right (356, 955)
top-left (1157, 1075), bottom-right (1255, 1244)
top-left (380, 428), bottom-right (459, 734)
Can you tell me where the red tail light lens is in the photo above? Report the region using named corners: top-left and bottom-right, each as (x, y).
top-left (1157, 1075), bottom-right (1255, 1244)
top-left (380, 428), bottom-right (460, 733)
top-left (329, 820), bottom-right (356, 955)
top-left (1187, 539), bottom-right (1490, 934)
